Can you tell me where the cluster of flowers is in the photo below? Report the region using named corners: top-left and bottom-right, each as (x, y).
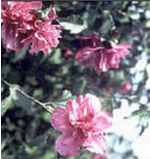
top-left (2, 1), bottom-right (62, 54)
top-left (2, 1), bottom-right (131, 73)
top-left (1, 1), bottom-right (132, 159)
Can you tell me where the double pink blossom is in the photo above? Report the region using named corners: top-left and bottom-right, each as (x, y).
top-left (51, 94), bottom-right (112, 157)
top-left (21, 8), bottom-right (62, 54)
top-left (2, 1), bottom-right (42, 51)
top-left (2, 1), bottom-right (62, 54)
top-left (76, 34), bottom-right (131, 72)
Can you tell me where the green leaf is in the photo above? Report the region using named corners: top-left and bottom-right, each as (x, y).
top-left (42, 151), bottom-right (55, 159)
top-left (60, 21), bottom-right (87, 34)
top-left (1, 96), bottom-right (14, 116)
top-left (12, 48), bottom-right (27, 62)
top-left (9, 86), bottom-right (33, 112)
top-left (50, 49), bottom-right (62, 64)
top-left (62, 90), bottom-right (73, 100)
top-left (1, 85), bottom-right (19, 115)
top-left (132, 110), bottom-right (150, 118)
top-left (132, 109), bottom-right (150, 126)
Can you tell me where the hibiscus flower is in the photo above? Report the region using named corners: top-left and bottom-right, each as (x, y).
top-left (51, 94), bottom-right (112, 157)
top-left (76, 34), bottom-right (131, 72)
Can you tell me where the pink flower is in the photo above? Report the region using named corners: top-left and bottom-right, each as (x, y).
top-left (22, 19), bottom-right (62, 54)
top-left (2, 1), bottom-right (42, 51)
top-left (75, 34), bottom-right (131, 72)
top-left (51, 94), bottom-right (112, 157)
top-left (21, 7), bottom-right (62, 54)
top-left (120, 81), bottom-right (132, 94)
top-left (92, 154), bottom-right (107, 159)
top-left (2, 2), bottom-right (62, 54)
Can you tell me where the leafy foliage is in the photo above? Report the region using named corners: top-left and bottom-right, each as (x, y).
top-left (1, 1), bottom-right (150, 159)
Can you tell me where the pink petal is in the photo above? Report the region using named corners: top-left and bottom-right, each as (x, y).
top-left (75, 47), bottom-right (97, 67)
top-left (27, 1), bottom-right (42, 9)
top-left (2, 24), bottom-right (22, 51)
top-left (11, 1), bottom-right (42, 11)
top-left (66, 99), bottom-right (80, 124)
top-left (85, 94), bottom-right (101, 114)
top-left (48, 7), bottom-right (57, 21)
top-left (67, 96), bottom-right (94, 126)
top-left (51, 107), bottom-right (72, 132)
top-left (83, 135), bottom-right (106, 154)
top-left (93, 112), bottom-right (112, 131)
top-left (55, 133), bottom-right (82, 157)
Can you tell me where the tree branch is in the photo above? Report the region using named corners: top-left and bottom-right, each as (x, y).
top-left (2, 79), bottom-right (54, 113)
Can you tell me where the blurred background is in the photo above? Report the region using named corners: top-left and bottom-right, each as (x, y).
top-left (1, 1), bottom-right (150, 159)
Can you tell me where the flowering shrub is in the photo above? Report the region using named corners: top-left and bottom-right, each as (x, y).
top-left (2, 1), bottom-right (150, 159)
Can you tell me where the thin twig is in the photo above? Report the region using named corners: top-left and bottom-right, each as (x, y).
top-left (2, 80), bottom-right (12, 87)
top-left (2, 79), bottom-right (54, 113)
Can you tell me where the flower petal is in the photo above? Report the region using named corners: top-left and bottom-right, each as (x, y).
top-left (51, 107), bottom-right (72, 132)
top-left (83, 135), bottom-right (106, 154)
top-left (55, 133), bottom-right (82, 157)
top-left (86, 94), bottom-right (101, 113)
top-left (93, 112), bottom-right (112, 131)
